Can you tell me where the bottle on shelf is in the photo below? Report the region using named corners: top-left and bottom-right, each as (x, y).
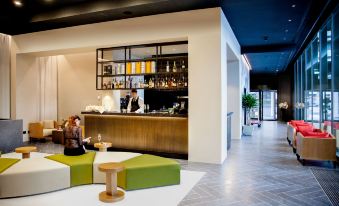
top-left (141, 62), bottom-right (146, 73)
top-left (149, 78), bottom-right (153, 88)
top-left (165, 77), bottom-right (169, 88)
top-left (181, 60), bottom-right (186, 71)
top-left (112, 78), bottom-right (115, 89)
top-left (173, 61), bottom-right (177, 72)
top-left (172, 78), bottom-right (177, 87)
top-left (166, 61), bottom-right (170, 72)
top-left (146, 61), bottom-right (151, 73)
top-left (136, 62), bottom-right (141, 74)
top-left (121, 64), bottom-right (125, 74)
top-left (184, 76), bottom-right (188, 87)
top-left (126, 62), bottom-right (132, 74)
top-left (129, 77), bottom-right (133, 89)
top-left (151, 61), bottom-right (156, 73)
top-left (144, 79), bottom-right (149, 88)
top-left (117, 64), bottom-right (121, 74)
top-left (131, 62), bottom-right (136, 74)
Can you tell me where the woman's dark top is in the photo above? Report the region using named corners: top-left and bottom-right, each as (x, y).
top-left (64, 126), bottom-right (85, 156)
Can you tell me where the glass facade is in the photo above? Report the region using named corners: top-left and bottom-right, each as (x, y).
top-left (294, 7), bottom-right (339, 151)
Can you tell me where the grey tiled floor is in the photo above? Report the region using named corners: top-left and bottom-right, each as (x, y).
top-left (26, 121), bottom-right (336, 206)
top-left (178, 121), bottom-right (336, 206)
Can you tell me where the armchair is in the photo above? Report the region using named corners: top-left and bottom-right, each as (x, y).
top-left (29, 120), bottom-right (58, 141)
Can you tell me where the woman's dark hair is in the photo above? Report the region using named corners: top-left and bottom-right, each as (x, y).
top-left (74, 115), bottom-right (81, 121)
top-left (131, 89), bottom-right (137, 93)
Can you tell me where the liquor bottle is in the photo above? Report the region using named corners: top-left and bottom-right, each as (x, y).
top-left (141, 62), bottom-right (146, 73)
top-left (184, 77), bottom-right (188, 87)
top-left (144, 79), bottom-right (148, 88)
top-left (129, 77), bottom-right (133, 89)
top-left (165, 77), bottom-right (168, 88)
top-left (126, 63), bottom-right (131, 74)
top-left (131, 62), bottom-right (136, 74)
top-left (181, 60), bottom-right (186, 71)
top-left (151, 61), bottom-right (156, 73)
top-left (121, 64), bottom-right (125, 74)
top-left (116, 64), bottom-right (120, 74)
top-left (168, 77), bottom-right (172, 87)
top-left (161, 78), bottom-right (165, 88)
top-left (136, 62), bottom-right (141, 74)
top-left (172, 78), bottom-right (177, 87)
top-left (166, 61), bottom-right (170, 72)
top-left (149, 78), bottom-right (153, 88)
top-left (112, 78), bottom-right (115, 89)
top-left (146, 61), bottom-right (151, 73)
top-left (173, 61), bottom-right (177, 72)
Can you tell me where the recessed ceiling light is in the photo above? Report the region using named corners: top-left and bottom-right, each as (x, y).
top-left (288, 19), bottom-right (292, 22)
top-left (13, 0), bottom-right (23, 7)
top-left (285, 29), bottom-right (289, 33)
top-left (292, 4), bottom-right (296, 8)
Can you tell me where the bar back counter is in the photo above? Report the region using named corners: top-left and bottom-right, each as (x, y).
top-left (82, 112), bottom-right (188, 159)
top-left (0, 119), bottom-right (23, 153)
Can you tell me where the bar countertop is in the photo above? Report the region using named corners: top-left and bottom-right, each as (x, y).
top-left (81, 111), bottom-right (188, 118)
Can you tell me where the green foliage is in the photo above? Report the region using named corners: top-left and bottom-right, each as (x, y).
top-left (242, 94), bottom-right (257, 109)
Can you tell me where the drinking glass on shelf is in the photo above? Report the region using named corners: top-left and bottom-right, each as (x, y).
top-left (98, 133), bottom-right (102, 143)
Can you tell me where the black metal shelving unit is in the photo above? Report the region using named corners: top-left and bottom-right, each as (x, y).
top-left (96, 41), bottom-right (188, 91)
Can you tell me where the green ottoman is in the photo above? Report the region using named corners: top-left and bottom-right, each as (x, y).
top-left (117, 154), bottom-right (180, 190)
top-left (0, 158), bottom-right (20, 174)
top-left (46, 152), bottom-right (96, 186)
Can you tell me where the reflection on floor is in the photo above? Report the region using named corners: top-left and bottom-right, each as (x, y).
top-left (25, 121), bottom-right (337, 206)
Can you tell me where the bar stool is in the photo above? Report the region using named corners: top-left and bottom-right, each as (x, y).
top-left (98, 162), bottom-right (125, 203)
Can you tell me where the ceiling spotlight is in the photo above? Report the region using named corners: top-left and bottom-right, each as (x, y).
top-left (292, 4), bottom-right (296, 8)
top-left (288, 19), bottom-right (292, 22)
top-left (285, 29), bottom-right (289, 33)
top-left (13, 0), bottom-right (23, 7)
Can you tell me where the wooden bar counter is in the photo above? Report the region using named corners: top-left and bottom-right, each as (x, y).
top-left (82, 112), bottom-right (188, 157)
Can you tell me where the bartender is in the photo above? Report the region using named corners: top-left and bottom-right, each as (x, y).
top-left (127, 89), bottom-right (144, 113)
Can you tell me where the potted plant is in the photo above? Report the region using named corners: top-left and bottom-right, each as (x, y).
top-left (242, 93), bottom-right (258, 136)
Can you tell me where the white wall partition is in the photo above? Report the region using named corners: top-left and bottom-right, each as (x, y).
top-left (0, 34), bottom-right (11, 119)
top-left (12, 8), bottom-right (245, 164)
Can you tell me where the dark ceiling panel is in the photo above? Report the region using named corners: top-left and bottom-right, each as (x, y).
top-left (0, 0), bottom-right (333, 74)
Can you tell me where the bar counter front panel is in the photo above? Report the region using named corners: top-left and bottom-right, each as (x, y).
top-left (83, 112), bottom-right (188, 156)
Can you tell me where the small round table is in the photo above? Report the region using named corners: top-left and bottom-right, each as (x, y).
top-left (98, 162), bottom-right (125, 203)
top-left (94, 142), bottom-right (112, 152)
top-left (15, 146), bottom-right (37, 159)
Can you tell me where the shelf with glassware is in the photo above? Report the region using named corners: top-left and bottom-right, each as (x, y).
top-left (96, 42), bottom-right (188, 91)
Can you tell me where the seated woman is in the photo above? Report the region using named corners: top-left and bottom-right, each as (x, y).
top-left (64, 115), bottom-right (90, 156)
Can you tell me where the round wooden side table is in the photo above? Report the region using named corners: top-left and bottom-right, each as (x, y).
top-left (98, 162), bottom-right (125, 203)
top-left (94, 142), bottom-right (112, 152)
top-left (15, 146), bottom-right (37, 159)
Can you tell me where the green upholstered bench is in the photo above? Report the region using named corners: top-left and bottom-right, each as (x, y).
top-left (0, 158), bottom-right (20, 174)
top-left (117, 154), bottom-right (180, 190)
top-left (46, 152), bottom-right (96, 186)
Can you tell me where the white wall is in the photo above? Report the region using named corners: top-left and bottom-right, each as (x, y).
top-left (57, 52), bottom-right (100, 121)
top-left (12, 8), bottom-right (243, 164)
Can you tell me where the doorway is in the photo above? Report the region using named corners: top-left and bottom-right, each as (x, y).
top-left (250, 90), bottom-right (278, 121)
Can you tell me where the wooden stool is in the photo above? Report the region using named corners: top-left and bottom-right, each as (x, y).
top-left (15, 146), bottom-right (37, 159)
top-left (98, 162), bottom-right (125, 203)
top-left (94, 142), bottom-right (112, 152)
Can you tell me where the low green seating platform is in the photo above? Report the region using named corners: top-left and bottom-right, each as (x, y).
top-left (0, 158), bottom-right (20, 174)
top-left (118, 154), bottom-right (180, 190)
top-left (0, 151), bottom-right (181, 198)
top-left (46, 152), bottom-right (96, 186)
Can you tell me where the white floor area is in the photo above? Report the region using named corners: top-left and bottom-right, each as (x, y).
top-left (0, 170), bottom-right (204, 206)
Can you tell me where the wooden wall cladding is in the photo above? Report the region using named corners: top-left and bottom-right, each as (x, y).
top-left (84, 115), bottom-right (188, 155)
